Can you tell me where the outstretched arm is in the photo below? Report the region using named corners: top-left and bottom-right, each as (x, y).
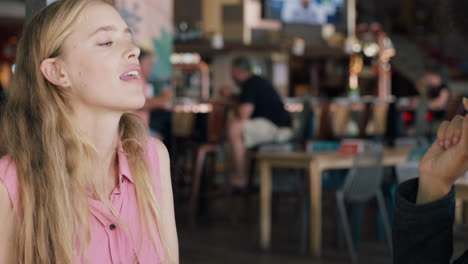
top-left (394, 100), bottom-right (468, 263)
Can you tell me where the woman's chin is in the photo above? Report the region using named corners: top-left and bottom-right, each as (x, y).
top-left (117, 99), bottom-right (146, 113)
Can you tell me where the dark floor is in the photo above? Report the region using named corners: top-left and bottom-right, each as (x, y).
top-left (175, 189), bottom-right (468, 264)
top-left (176, 190), bottom-right (399, 264)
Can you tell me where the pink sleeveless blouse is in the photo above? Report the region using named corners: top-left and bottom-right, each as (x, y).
top-left (0, 138), bottom-right (166, 263)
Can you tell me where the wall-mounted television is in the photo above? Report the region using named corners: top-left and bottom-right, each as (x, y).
top-left (262, 0), bottom-right (344, 25)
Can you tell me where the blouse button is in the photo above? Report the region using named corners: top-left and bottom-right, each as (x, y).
top-left (109, 224), bottom-right (116, 230)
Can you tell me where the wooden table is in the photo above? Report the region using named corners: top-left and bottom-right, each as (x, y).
top-left (455, 183), bottom-right (468, 224)
top-left (456, 184), bottom-right (468, 199)
top-left (257, 146), bottom-right (411, 257)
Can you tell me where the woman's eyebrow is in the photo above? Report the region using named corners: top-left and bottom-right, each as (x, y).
top-left (88, 25), bottom-right (132, 37)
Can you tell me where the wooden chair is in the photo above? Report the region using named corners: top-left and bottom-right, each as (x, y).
top-left (188, 101), bottom-right (229, 224)
top-left (316, 100), bottom-right (334, 140)
top-left (372, 103), bottom-right (389, 135)
top-left (332, 104), bottom-right (352, 136)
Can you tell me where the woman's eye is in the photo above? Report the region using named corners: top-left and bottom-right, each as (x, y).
top-left (99, 41), bottom-right (113, 47)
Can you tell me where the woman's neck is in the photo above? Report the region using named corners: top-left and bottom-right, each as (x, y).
top-left (74, 107), bottom-right (122, 193)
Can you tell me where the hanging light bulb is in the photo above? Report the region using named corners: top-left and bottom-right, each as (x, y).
top-left (344, 37), bottom-right (361, 54)
top-left (363, 42), bottom-right (379, 57)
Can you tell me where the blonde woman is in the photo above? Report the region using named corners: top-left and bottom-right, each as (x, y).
top-left (0, 0), bottom-right (178, 263)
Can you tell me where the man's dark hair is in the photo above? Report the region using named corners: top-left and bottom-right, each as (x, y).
top-left (425, 64), bottom-right (442, 75)
top-left (232, 57), bottom-right (251, 72)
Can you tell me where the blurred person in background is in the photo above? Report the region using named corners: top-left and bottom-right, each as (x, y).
top-left (135, 49), bottom-right (173, 140)
top-left (419, 66), bottom-right (450, 118)
top-left (0, 0), bottom-right (178, 263)
top-left (222, 57), bottom-right (292, 190)
top-left (413, 66), bottom-right (450, 137)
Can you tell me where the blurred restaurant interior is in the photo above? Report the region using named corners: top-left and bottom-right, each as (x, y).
top-left (3, 0), bottom-right (468, 263)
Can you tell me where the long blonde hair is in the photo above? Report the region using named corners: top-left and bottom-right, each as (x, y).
top-left (0, 0), bottom-right (167, 263)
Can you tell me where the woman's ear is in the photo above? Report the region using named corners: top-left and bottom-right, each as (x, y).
top-left (40, 58), bottom-right (71, 88)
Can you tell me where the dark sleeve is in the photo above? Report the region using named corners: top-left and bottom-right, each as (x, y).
top-left (239, 83), bottom-right (256, 104)
top-left (393, 178), bottom-right (459, 264)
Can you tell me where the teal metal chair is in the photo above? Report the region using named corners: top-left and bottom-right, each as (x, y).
top-left (304, 141), bottom-right (368, 247)
top-left (336, 144), bottom-right (391, 263)
top-left (377, 144), bottom-right (430, 241)
top-left (308, 141), bottom-right (391, 250)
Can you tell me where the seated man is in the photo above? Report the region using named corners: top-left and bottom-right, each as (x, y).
top-left (225, 57), bottom-right (293, 189)
top-left (422, 67), bottom-right (450, 115)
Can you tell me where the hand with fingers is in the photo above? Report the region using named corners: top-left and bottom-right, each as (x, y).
top-left (417, 98), bottom-right (468, 204)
